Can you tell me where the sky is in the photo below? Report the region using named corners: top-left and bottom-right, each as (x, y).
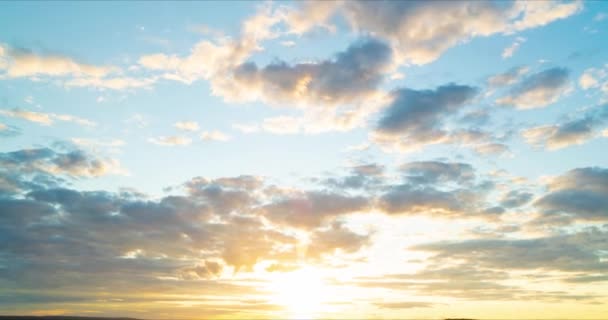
top-left (1, 0), bottom-right (608, 319)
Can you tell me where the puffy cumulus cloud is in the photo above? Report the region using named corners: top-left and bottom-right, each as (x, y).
top-left (225, 38), bottom-right (392, 108)
top-left (137, 5), bottom-right (284, 85)
top-left (147, 135), bottom-right (192, 146)
top-left (496, 67), bottom-right (571, 109)
top-left (283, 1), bottom-right (341, 35)
top-left (411, 226), bottom-right (608, 273)
top-left (535, 167), bottom-right (608, 222)
top-left (340, 0), bottom-right (581, 65)
top-left (371, 84), bottom-right (491, 152)
top-left (0, 146), bottom-right (380, 303)
top-left (174, 121), bottom-right (200, 132)
top-left (0, 108), bottom-right (96, 127)
top-left (521, 107), bottom-right (608, 150)
top-left (137, 9), bottom-right (393, 133)
top-left (209, 39), bottom-right (394, 134)
top-left (258, 191), bottom-right (370, 229)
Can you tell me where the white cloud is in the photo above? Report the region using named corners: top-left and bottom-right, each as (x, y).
top-left (502, 37), bottom-right (526, 59)
top-left (148, 135), bottom-right (192, 146)
top-left (174, 121), bottom-right (200, 132)
top-left (0, 108), bottom-right (96, 127)
top-left (0, 44), bottom-right (117, 78)
top-left (280, 40), bottom-right (296, 47)
top-left (200, 130), bottom-right (230, 142)
top-left (71, 138), bottom-right (126, 148)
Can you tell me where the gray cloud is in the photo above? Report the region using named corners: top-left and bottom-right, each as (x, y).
top-left (376, 85), bottom-right (478, 135)
top-left (340, 1), bottom-right (581, 65)
top-left (488, 66), bottom-right (529, 88)
top-left (535, 167), bottom-right (608, 221)
top-left (496, 67), bottom-right (571, 109)
top-left (400, 161), bottom-right (475, 185)
top-left (500, 190), bottom-right (533, 208)
top-left (230, 38), bottom-right (392, 108)
top-left (411, 227), bottom-right (608, 273)
top-left (259, 191), bottom-right (370, 228)
top-left (372, 84), bottom-right (491, 152)
top-left (522, 106), bottom-right (608, 150)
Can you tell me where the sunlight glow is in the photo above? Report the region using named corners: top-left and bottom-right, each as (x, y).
top-left (268, 267), bottom-right (329, 319)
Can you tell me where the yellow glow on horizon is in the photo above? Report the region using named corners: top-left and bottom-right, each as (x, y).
top-left (267, 267), bottom-right (330, 319)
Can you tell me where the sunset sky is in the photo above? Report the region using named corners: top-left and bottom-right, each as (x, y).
top-left (1, 1), bottom-right (608, 319)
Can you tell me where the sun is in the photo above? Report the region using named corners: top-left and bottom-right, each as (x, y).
top-left (268, 267), bottom-right (329, 319)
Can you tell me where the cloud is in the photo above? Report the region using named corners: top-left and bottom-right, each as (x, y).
top-left (306, 222), bottom-right (371, 258)
top-left (400, 161), bottom-right (474, 185)
top-left (411, 226), bottom-right (607, 273)
top-left (0, 44), bottom-right (153, 91)
top-left (148, 135), bottom-right (192, 146)
top-left (71, 138), bottom-right (126, 148)
top-left (377, 184), bottom-right (473, 216)
top-left (280, 40), bottom-right (296, 47)
top-left (535, 167), bottom-right (608, 222)
top-left (224, 38), bottom-right (392, 107)
top-left (371, 84), bottom-right (481, 152)
top-left (64, 75), bottom-right (157, 90)
top-left (579, 65), bottom-right (608, 102)
top-left (0, 147), bottom-right (125, 193)
top-left (496, 67), bottom-right (571, 109)
top-left (521, 106), bottom-right (608, 150)
top-left (500, 190), bottom-right (533, 208)
top-left (258, 191), bottom-right (370, 228)
top-left (0, 108), bottom-right (96, 127)
top-left (200, 130), bottom-right (230, 142)
top-left (340, 1), bottom-right (581, 65)
top-left (0, 44), bottom-right (116, 78)
top-left (0, 122), bottom-right (20, 137)
top-left (322, 163), bottom-right (385, 190)
top-left (502, 37), bottom-right (526, 59)
top-left (488, 66), bottom-right (530, 88)
top-left (174, 121), bottom-right (200, 132)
